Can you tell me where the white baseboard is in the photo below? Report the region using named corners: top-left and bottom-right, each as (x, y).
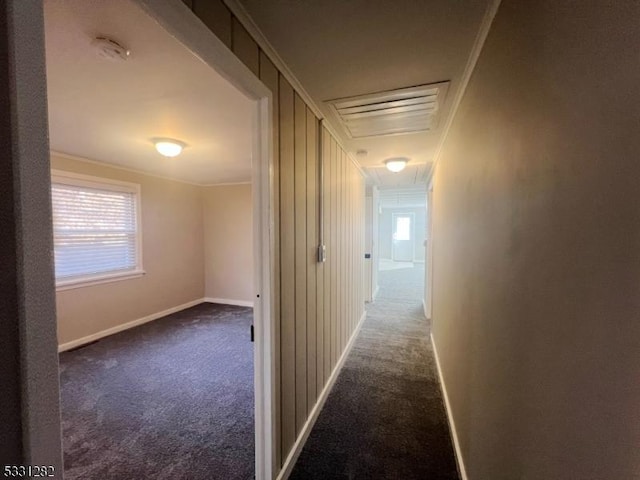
top-left (431, 333), bottom-right (468, 480)
top-left (204, 297), bottom-right (254, 308)
top-left (277, 310), bottom-right (367, 480)
top-left (58, 298), bottom-right (204, 352)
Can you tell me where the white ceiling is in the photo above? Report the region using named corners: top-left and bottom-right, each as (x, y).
top-left (378, 186), bottom-right (427, 209)
top-left (44, 0), bottom-right (254, 185)
top-left (238, 0), bottom-right (489, 185)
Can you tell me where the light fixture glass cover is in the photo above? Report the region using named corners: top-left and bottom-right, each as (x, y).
top-left (384, 157), bottom-right (409, 173)
top-left (154, 138), bottom-right (186, 157)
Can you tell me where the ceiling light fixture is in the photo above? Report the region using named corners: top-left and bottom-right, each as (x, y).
top-left (384, 157), bottom-right (409, 173)
top-left (154, 138), bottom-right (186, 157)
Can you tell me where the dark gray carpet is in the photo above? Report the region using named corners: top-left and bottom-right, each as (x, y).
top-left (290, 264), bottom-right (460, 479)
top-left (59, 303), bottom-right (254, 480)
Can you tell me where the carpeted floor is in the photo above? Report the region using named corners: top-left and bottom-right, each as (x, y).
top-left (290, 264), bottom-right (460, 479)
top-left (59, 303), bottom-right (254, 480)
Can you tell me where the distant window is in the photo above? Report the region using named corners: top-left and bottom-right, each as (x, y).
top-left (395, 216), bottom-right (411, 241)
top-left (51, 171), bottom-right (143, 289)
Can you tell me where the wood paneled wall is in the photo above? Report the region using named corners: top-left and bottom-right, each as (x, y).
top-left (187, 0), bottom-right (365, 471)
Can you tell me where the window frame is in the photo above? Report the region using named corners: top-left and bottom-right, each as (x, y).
top-left (51, 169), bottom-right (145, 291)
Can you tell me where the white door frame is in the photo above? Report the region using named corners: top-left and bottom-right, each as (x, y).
top-left (133, 2), bottom-right (276, 478)
top-left (18, 0), bottom-right (276, 477)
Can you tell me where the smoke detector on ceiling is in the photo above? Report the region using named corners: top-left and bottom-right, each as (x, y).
top-left (91, 36), bottom-right (130, 62)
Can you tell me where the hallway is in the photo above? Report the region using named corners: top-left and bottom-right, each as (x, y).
top-left (291, 264), bottom-right (458, 479)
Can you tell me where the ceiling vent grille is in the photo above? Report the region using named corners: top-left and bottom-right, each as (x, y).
top-left (326, 82), bottom-right (449, 139)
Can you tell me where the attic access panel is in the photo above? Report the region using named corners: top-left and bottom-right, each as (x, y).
top-left (326, 82), bottom-right (449, 139)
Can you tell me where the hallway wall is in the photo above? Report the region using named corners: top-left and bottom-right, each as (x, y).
top-left (431, 1), bottom-right (640, 479)
top-left (185, 0), bottom-right (366, 471)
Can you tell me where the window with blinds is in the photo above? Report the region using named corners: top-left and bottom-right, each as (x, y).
top-left (51, 171), bottom-right (143, 288)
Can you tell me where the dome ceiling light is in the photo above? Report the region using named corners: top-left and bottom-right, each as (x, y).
top-left (384, 157), bottom-right (409, 173)
top-left (153, 138), bottom-right (186, 157)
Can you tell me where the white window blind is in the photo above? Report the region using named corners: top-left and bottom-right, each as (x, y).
top-left (51, 172), bottom-right (142, 286)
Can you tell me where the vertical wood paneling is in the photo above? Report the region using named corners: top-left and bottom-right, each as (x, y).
top-left (336, 147), bottom-right (342, 358)
top-left (322, 128), bottom-right (332, 382)
top-left (315, 122), bottom-right (324, 395)
top-left (330, 137), bottom-right (338, 369)
top-left (293, 93), bottom-right (307, 433)
top-left (258, 51), bottom-right (281, 467)
top-left (348, 165), bottom-right (353, 335)
top-left (278, 76), bottom-right (296, 457)
top-left (305, 108), bottom-right (318, 412)
top-left (231, 17), bottom-right (259, 76)
top-left (192, 0), bottom-right (232, 49)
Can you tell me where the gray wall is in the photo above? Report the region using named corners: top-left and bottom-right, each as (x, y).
top-left (379, 207), bottom-right (426, 261)
top-left (431, 1), bottom-right (640, 478)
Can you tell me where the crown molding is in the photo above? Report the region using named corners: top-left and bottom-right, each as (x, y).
top-left (426, 0), bottom-right (502, 183)
top-left (50, 150), bottom-right (249, 187)
top-left (223, 0), bottom-right (366, 179)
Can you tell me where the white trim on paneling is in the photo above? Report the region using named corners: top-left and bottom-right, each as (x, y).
top-left (58, 298), bottom-right (204, 352)
top-left (223, 0), bottom-right (367, 180)
top-left (427, 0), bottom-right (502, 182)
top-left (204, 297), bottom-right (254, 308)
top-left (431, 333), bottom-right (468, 480)
top-left (276, 310), bottom-right (367, 480)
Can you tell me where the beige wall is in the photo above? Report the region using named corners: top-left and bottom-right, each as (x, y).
top-left (187, 1), bottom-right (366, 471)
top-left (52, 154), bottom-right (205, 345)
top-left (431, 1), bottom-right (640, 479)
top-left (203, 184), bottom-right (253, 303)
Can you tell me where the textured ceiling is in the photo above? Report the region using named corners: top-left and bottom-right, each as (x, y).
top-left (238, 0), bottom-right (489, 184)
top-left (44, 0), bottom-right (254, 185)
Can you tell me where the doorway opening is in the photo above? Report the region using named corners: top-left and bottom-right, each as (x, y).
top-left (364, 186), bottom-right (427, 305)
top-left (41, 0), bottom-right (274, 478)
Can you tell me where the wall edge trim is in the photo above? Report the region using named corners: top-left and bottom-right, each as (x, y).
top-left (58, 298), bottom-right (205, 352)
top-left (426, 0), bottom-right (502, 182)
top-left (276, 310), bottom-right (367, 480)
top-left (431, 332), bottom-right (468, 480)
top-left (204, 297), bottom-right (255, 308)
